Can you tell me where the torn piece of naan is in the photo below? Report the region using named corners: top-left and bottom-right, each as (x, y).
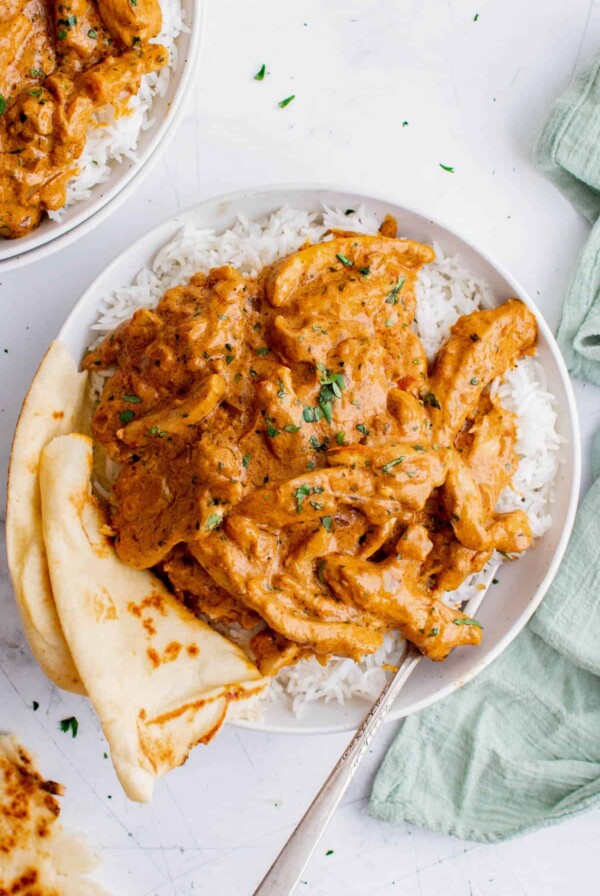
top-left (6, 341), bottom-right (88, 694)
top-left (39, 433), bottom-right (268, 803)
top-left (0, 734), bottom-right (111, 895)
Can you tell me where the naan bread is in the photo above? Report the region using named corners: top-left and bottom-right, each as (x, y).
top-left (0, 734), bottom-right (110, 895)
top-left (39, 433), bottom-right (268, 803)
top-left (6, 341), bottom-right (87, 694)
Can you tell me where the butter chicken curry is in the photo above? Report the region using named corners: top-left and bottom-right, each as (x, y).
top-left (0, 0), bottom-right (166, 239)
top-left (84, 221), bottom-right (537, 676)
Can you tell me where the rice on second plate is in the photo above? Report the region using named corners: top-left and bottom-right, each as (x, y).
top-left (89, 205), bottom-right (563, 718)
top-left (48, 0), bottom-right (187, 219)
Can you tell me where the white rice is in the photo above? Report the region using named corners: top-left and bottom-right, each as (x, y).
top-left (48, 0), bottom-right (186, 219)
top-left (89, 205), bottom-right (564, 718)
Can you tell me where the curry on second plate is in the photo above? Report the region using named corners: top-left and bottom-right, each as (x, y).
top-left (83, 217), bottom-right (537, 675)
top-left (0, 0), bottom-right (167, 239)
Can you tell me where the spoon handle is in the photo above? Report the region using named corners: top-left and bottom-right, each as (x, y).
top-left (252, 643), bottom-right (421, 896)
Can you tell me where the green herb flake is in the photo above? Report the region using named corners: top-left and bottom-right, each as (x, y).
top-left (335, 431), bottom-right (345, 445)
top-left (359, 266), bottom-right (371, 277)
top-left (474, 12), bottom-right (479, 21)
top-left (277, 379), bottom-right (287, 399)
top-left (312, 325), bottom-right (328, 335)
top-left (226, 354), bottom-right (235, 364)
top-left (385, 276), bottom-right (405, 304)
top-left (469, 377), bottom-right (479, 386)
top-left (123, 394), bottom-right (141, 403)
top-left (256, 346), bottom-right (271, 356)
top-left (119, 409), bottom-right (135, 424)
top-left (284, 424), bottom-right (301, 433)
top-left (336, 253), bottom-right (353, 267)
top-left (88, 28), bottom-right (98, 38)
top-left (30, 68), bottom-right (44, 78)
top-left (60, 716), bottom-right (79, 738)
top-left (242, 453), bottom-right (251, 469)
top-left (205, 513), bottom-right (222, 531)
top-left (439, 163), bottom-right (455, 173)
top-left (325, 850), bottom-right (334, 857)
top-left (402, 120), bottom-right (409, 127)
top-left (254, 63), bottom-right (266, 80)
top-left (27, 88), bottom-right (42, 97)
top-left (57, 28), bottom-right (67, 39)
top-left (307, 460), bottom-right (316, 471)
top-left (356, 423), bottom-right (369, 436)
top-left (422, 391), bottom-right (441, 409)
top-left (147, 426), bottom-right (166, 437)
top-left (492, 578), bottom-right (499, 585)
top-left (454, 617), bottom-right (483, 628)
top-left (292, 484), bottom-right (311, 513)
top-left (381, 456), bottom-right (406, 473)
top-left (321, 515), bottom-right (332, 532)
top-left (278, 94), bottom-right (295, 108)
top-left (266, 423), bottom-right (280, 438)
top-left (412, 444), bottom-right (425, 451)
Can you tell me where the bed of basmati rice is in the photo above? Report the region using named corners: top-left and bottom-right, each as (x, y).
top-left (48, 0), bottom-right (186, 219)
top-left (89, 204), bottom-right (564, 718)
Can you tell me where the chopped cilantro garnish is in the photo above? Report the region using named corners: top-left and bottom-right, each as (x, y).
top-left (412, 444), bottom-right (425, 451)
top-left (454, 617), bottom-right (483, 628)
top-left (123, 394), bottom-right (141, 403)
top-left (147, 426), bottom-right (166, 437)
top-left (60, 717), bottom-right (79, 738)
top-left (242, 453), bottom-right (251, 468)
top-left (27, 88), bottom-right (42, 97)
top-left (307, 460), bottom-right (316, 470)
top-left (439, 163), bottom-right (455, 173)
top-left (336, 253), bottom-right (353, 267)
top-left (359, 266), bottom-right (370, 277)
top-left (226, 354), bottom-right (235, 364)
top-left (385, 276), bottom-right (405, 304)
top-left (278, 95), bottom-right (295, 108)
top-left (312, 325), bottom-right (328, 335)
top-left (292, 484), bottom-right (311, 513)
top-left (469, 377), bottom-right (479, 385)
top-left (266, 423), bottom-right (280, 437)
top-left (88, 28), bottom-right (98, 38)
top-left (473, 12), bottom-right (479, 21)
top-left (278, 379), bottom-right (287, 399)
top-left (30, 68), bottom-right (44, 78)
top-left (381, 456), bottom-right (406, 473)
top-left (335, 431), bottom-right (345, 445)
top-left (325, 850), bottom-right (334, 856)
top-left (356, 423), bottom-right (369, 436)
top-left (284, 424), bottom-right (301, 433)
top-left (256, 346), bottom-right (271, 356)
top-left (57, 28), bottom-right (67, 39)
top-left (205, 513), bottom-right (222, 530)
top-left (254, 63), bottom-right (266, 80)
top-left (422, 392), bottom-right (441, 409)
top-left (119, 409), bottom-right (135, 424)
top-left (321, 515), bottom-right (332, 531)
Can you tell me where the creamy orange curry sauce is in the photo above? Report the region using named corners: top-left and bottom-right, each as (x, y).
top-left (0, 0), bottom-right (166, 239)
top-left (84, 220), bottom-right (538, 676)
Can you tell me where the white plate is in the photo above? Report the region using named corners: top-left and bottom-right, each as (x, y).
top-left (0, 0), bottom-right (204, 272)
top-left (58, 184), bottom-right (581, 734)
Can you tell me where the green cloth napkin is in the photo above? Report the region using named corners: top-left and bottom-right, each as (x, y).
top-left (369, 53), bottom-right (600, 842)
top-left (533, 51), bottom-right (600, 385)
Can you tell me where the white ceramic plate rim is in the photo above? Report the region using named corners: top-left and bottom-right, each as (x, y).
top-left (57, 182), bottom-right (582, 735)
top-left (0, 0), bottom-right (205, 272)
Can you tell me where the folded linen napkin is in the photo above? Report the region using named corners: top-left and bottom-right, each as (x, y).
top-left (369, 52), bottom-right (600, 842)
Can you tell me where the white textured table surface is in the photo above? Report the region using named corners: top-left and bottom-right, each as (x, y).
top-left (2, 2), bottom-right (600, 894)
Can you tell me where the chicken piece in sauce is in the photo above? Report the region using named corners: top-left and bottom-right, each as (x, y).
top-left (0, 0), bottom-right (166, 239)
top-left (85, 225), bottom-right (538, 672)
